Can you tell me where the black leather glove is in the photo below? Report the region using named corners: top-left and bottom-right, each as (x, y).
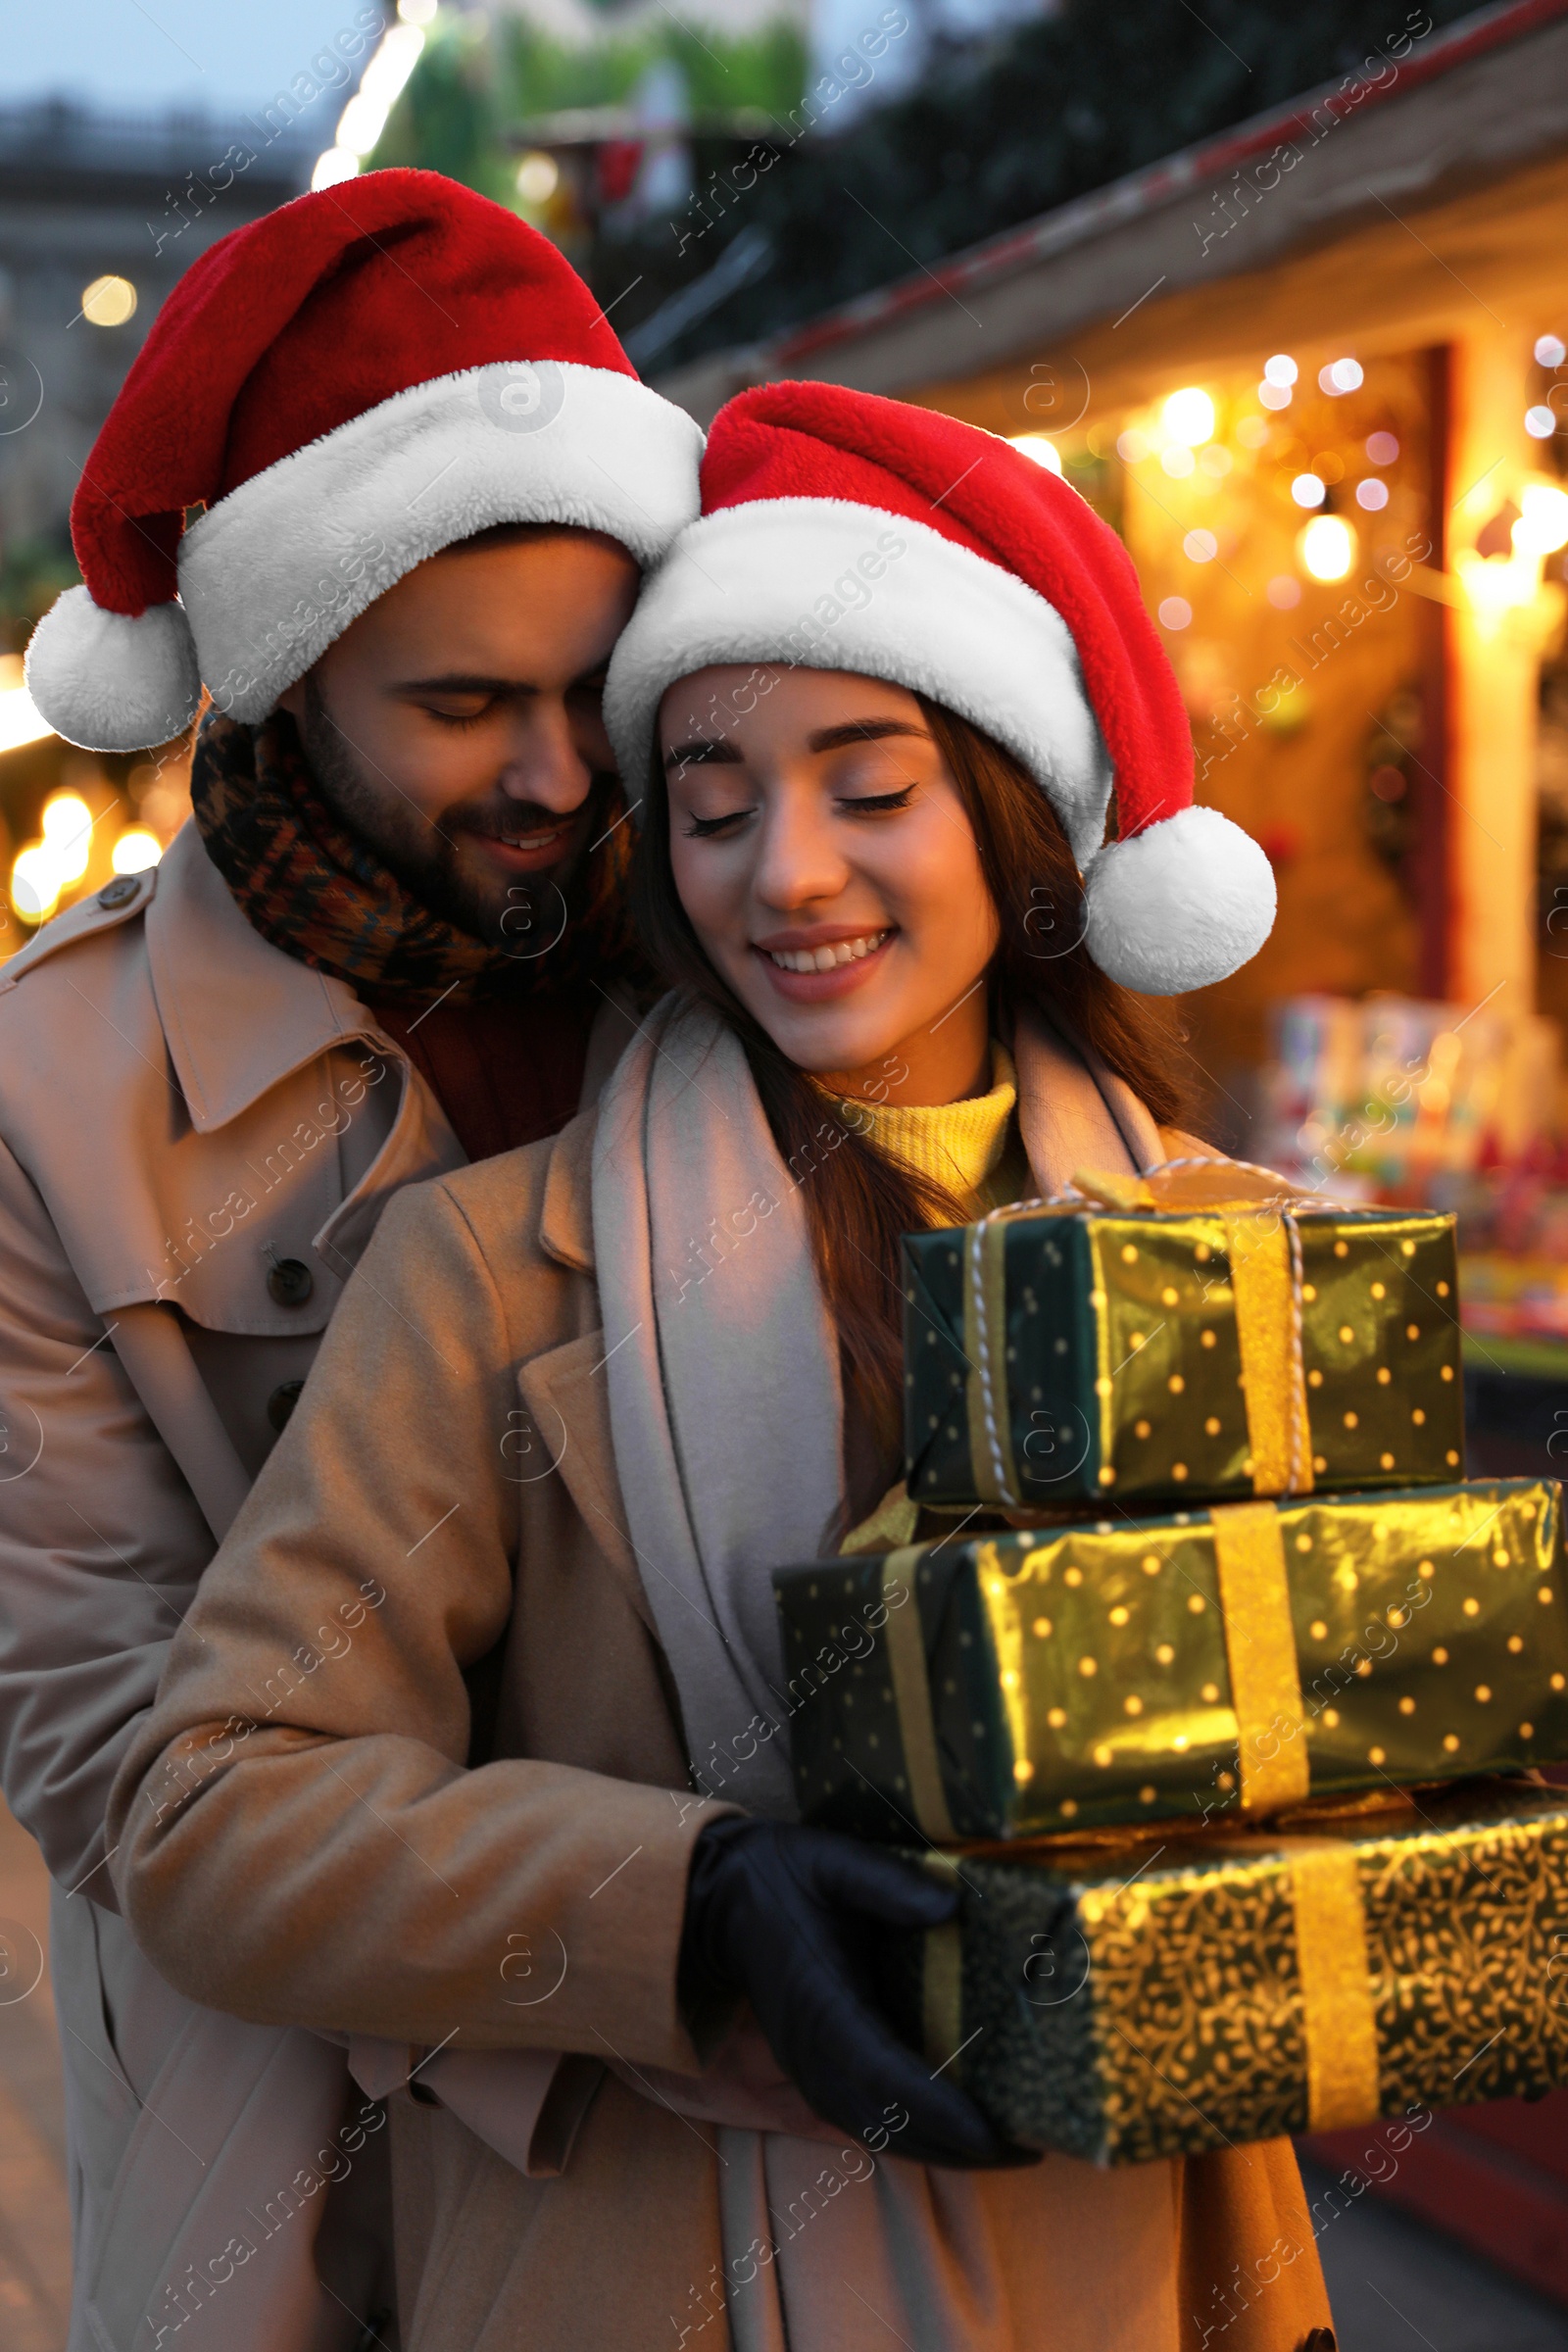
top-left (679, 1816), bottom-right (1037, 2170)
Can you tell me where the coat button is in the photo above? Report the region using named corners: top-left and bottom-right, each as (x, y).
top-left (97, 875), bottom-right (140, 910)
top-left (267, 1380), bottom-right (305, 1433)
top-left (267, 1257), bottom-right (314, 1306)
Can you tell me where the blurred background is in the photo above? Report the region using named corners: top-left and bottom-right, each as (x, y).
top-left (4, 2), bottom-right (1568, 2346)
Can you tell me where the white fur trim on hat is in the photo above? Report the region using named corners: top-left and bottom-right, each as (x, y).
top-left (604, 497), bottom-right (1114, 868)
top-left (178, 363), bottom-right (705, 723)
top-left (1084, 806), bottom-right (1276, 995)
top-left (24, 587), bottom-right (202, 753)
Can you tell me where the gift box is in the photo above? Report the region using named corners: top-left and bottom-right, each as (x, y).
top-left (772, 1480), bottom-right (1568, 1839)
top-left (904, 1161), bottom-right (1463, 1510)
top-left (879, 1779), bottom-right (1568, 2163)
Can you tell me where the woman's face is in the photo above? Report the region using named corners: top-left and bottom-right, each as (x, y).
top-left (661, 666), bottom-right (999, 1103)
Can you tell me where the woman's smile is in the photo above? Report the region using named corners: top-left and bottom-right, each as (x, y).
top-left (753, 924), bottom-right (897, 998)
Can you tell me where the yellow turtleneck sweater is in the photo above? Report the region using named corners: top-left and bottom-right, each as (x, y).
top-left (824, 1043), bottom-right (1033, 1219)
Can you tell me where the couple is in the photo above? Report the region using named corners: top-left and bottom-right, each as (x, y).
top-left (9, 172), bottom-right (1321, 2351)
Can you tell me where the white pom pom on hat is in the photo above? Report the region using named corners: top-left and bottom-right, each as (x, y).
top-left (1084, 805), bottom-right (1277, 993)
top-left (25, 169), bottom-right (703, 754)
top-left (24, 588), bottom-right (201, 755)
top-left (605, 380), bottom-right (1275, 997)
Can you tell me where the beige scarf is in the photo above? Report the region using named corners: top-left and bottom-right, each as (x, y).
top-left (588, 994), bottom-right (1184, 2352)
top-left (589, 992), bottom-right (1159, 1820)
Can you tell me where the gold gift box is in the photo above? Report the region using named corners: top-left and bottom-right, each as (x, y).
top-left (904, 1163), bottom-right (1464, 1510)
top-left (889, 1780), bottom-right (1568, 2163)
top-left (774, 1481), bottom-right (1568, 1838)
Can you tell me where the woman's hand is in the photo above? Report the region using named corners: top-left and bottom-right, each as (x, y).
top-left (678, 1816), bottom-right (1037, 2169)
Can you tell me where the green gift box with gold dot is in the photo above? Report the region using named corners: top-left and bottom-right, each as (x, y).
top-left (771, 1480), bottom-right (1568, 1841)
top-left (903, 1162), bottom-right (1464, 1513)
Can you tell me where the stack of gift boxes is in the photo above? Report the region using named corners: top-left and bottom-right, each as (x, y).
top-left (773, 1162), bottom-right (1568, 2163)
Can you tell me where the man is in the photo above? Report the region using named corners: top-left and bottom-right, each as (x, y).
top-left (3, 168), bottom-right (701, 2350)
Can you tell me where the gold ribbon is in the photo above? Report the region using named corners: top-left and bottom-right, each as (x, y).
top-left (1209, 1501), bottom-right (1310, 1814)
top-left (1073, 1161), bottom-right (1314, 1498)
top-left (881, 1549), bottom-right (957, 1843)
top-left (1274, 1836), bottom-right (1383, 2131)
top-left (918, 1852), bottom-right (965, 2072)
top-left (915, 1831), bottom-right (1381, 2132)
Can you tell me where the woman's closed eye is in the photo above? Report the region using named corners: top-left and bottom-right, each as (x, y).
top-left (838, 784), bottom-right (916, 815)
top-left (682, 803), bottom-right (757, 838)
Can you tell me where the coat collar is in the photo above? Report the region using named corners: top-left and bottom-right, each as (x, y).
top-left (145, 823), bottom-right (392, 1133)
top-left (538, 1102), bottom-right (598, 1274)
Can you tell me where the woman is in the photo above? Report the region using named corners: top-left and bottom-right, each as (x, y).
top-left (111, 384), bottom-right (1325, 2352)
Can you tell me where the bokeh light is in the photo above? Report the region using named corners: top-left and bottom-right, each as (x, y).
top-left (81, 275), bottom-right (136, 327)
top-left (1161, 387), bottom-right (1215, 448)
top-left (515, 152), bottom-right (560, 204)
top-left (111, 829), bottom-right (163, 876)
top-left (1009, 434), bottom-right (1063, 473)
top-left (1299, 514), bottom-right (1356, 581)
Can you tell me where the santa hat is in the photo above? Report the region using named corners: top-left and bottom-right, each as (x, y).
top-left (25, 170), bottom-right (704, 754)
top-left (603, 381), bottom-right (1273, 996)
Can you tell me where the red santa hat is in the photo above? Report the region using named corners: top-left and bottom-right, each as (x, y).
top-left (25, 169), bottom-right (704, 754)
top-left (604, 381), bottom-right (1274, 996)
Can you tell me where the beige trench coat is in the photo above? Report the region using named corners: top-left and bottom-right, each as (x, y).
top-left (0, 819), bottom-right (629, 2351)
top-left (109, 1107), bottom-right (1334, 2352)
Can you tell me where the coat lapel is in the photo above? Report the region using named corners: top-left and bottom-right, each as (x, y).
top-left (518, 1333), bottom-right (652, 1635)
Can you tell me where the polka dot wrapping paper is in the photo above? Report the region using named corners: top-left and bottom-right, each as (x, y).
top-left (903, 1200), bottom-right (1464, 1511)
top-left (771, 1481), bottom-right (1568, 1840)
top-left (874, 1778), bottom-right (1568, 2163)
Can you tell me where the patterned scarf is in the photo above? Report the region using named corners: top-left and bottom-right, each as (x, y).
top-left (189, 705), bottom-right (641, 1005)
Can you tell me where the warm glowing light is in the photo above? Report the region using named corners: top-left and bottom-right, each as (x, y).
top-left (0, 676), bottom-right (53, 755)
top-left (1257, 380), bottom-right (1292, 411)
top-left (1455, 548), bottom-right (1542, 629)
top-left (1236, 416), bottom-right (1270, 448)
top-left (11, 846), bottom-right (61, 926)
top-left (1266, 575), bottom-right (1302, 610)
top-left (1159, 445), bottom-right (1195, 478)
top-left (1198, 444), bottom-right (1231, 476)
top-left (1525, 406), bottom-right (1556, 440)
top-left (1115, 428), bottom-right (1149, 464)
top-left (1009, 434), bottom-right (1062, 474)
top-left (335, 22), bottom-right (424, 157)
top-left (398, 0), bottom-right (438, 20)
top-left (312, 146), bottom-right (360, 190)
top-left (1291, 473), bottom-right (1327, 509)
top-left (1355, 478), bottom-right (1390, 511)
top-left (81, 274), bottom-right (136, 327)
top-left (42, 792), bottom-right (93, 883)
top-left (1320, 357), bottom-right (1363, 394)
top-left (515, 150), bottom-right (560, 204)
top-left (1298, 514), bottom-right (1356, 581)
top-left (1365, 431), bottom-right (1399, 466)
top-left (1157, 597), bottom-right (1192, 630)
top-left (1263, 355), bottom-right (1298, 387)
top-left (1162, 387), bottom-right (1215, 448)
top-left (1513, 483), bottom-right (1568, 557)
top-left (1183, 529), bottom-right (1217, 564)
top-left (111, 828), bottom-right (162, 876)
top-left (1536, 334), bottom-right (1566, 368)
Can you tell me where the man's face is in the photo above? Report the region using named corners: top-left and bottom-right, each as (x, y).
top-left (276, 527), bottom-right (641, 950)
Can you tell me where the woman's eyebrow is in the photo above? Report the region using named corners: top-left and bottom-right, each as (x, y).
top-left (663, 738), bottom-right (742, 769)
top-left (807, 719), bottom-right (931, 753)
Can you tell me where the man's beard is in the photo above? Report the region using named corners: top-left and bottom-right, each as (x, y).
top-left (296, 673), bottom-right (612, 956)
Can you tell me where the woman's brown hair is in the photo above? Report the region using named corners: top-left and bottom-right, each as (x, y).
top-left (631, 696), bottom-right (1201, 1449)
